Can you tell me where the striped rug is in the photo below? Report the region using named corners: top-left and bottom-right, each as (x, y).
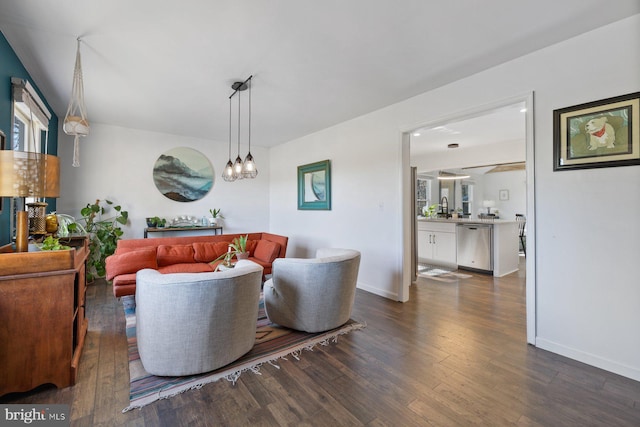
top-left (122, 295), bottom-right (365, 412)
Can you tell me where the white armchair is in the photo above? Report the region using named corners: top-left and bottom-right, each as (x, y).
top-left (263, 248), bottom-right (361, 333)
top-left (135, 259), bottom-right (263, 376)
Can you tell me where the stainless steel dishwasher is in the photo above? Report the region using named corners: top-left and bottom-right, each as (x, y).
top-left (456, 224), bottom-right (493, 273)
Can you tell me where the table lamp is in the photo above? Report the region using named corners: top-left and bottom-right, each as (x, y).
top-left (0, 151), bottom-right (60, 252)
top-left (482, 200), bottom-right (495, 215)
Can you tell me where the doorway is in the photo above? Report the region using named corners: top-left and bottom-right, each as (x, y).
top-left (401, 93), bottom-right (536, 344)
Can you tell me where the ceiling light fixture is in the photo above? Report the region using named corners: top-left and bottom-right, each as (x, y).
top-left (222, 96), bottom-right (236, 182)
top-left (232, 82), bottom-right (244, 179)
top-left (222, 75), bottom-right (257, 182)
top-left (241, 76), bottom-right (257, 179)
top-left (437, 172), bottom-right (470, 180)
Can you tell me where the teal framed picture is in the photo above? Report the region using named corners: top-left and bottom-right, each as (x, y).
top-left (297, 160), bottom-right (331, 210)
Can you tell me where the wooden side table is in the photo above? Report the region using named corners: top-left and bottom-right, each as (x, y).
top-left (144, 225), bottom-right (223, 238)
top-left (0, 237), bottom-right (89, 396)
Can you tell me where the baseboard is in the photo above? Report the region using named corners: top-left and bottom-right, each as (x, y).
top-left (536, 338), bottom-right (640, 382)
top-left (356, 282), bottom-right (398, 301)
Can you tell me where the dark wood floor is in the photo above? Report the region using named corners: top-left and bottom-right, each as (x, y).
top-left (3, 259), bottom-right (640, 426)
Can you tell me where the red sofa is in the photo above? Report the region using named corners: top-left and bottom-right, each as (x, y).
top-left (105, 232), bottom-right (288, 297)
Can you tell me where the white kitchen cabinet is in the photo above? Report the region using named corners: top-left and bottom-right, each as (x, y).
top-left (417, 221), bottom-right (457, 266)
top-left (418, 219), bottom-right (519, 277)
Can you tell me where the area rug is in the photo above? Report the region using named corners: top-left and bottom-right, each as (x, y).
top-left (418, 265), bottom-right (473, 282)
top-left (121, 295), bottom-right (365, 412)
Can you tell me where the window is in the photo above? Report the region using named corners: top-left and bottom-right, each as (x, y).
top-left (416, 178), bottom-right (431, 216)
top-left (8, 78), bottom-right (53, 237)
top-left (462, 183), bottom-right (473, 215)
top-left (12, 77), bottom-right (50, 153)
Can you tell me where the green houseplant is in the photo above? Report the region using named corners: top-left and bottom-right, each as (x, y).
top-left (209, 208), bottom-right (224, 225)
top-left (39, 235), bottom-right (71, 251)
top-left (211, 234), bottom-right (250, 268)
top-left (229, 234), bottom-right (249, 259)
top-left (71, 199), bottom-right (129, 282)
top-left (422, 204), bottom-right (438, 218)
top-left (146, 216), bottom-right (166, 228)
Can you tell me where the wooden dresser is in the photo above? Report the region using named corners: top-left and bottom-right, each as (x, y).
top-left (0, 237), bottom-right (89, 396)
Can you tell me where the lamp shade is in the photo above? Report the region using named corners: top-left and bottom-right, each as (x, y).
top-left (0, 151), bottom-right (60, 198)
top-left (482, 200), bottom-right (496, 208)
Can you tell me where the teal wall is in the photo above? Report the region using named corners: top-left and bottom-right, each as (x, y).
top-left (0, 31), bottom-right (59, 245)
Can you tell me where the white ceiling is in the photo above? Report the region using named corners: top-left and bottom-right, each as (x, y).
top-left (1, 1), bottom-right (638, 148)
top-left (410, 102), bottom-right (526, 156)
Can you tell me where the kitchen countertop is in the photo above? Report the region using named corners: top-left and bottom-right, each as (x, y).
top-left (417, 217), bottom-right (517, 224)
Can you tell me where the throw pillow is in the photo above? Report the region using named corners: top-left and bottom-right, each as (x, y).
top-left (245, 240), bottom-right (258, 256)
top-left (253, 240), bottom-right (280, 263)
top-left (157, 244), bottom-right (195, 267)
top-left (193, 242), bottom-right (231, 262)
top-left (105, 247), bottom-right (157, 280)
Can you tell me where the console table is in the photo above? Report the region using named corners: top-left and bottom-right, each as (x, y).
top-left (0, 237), bottom-right (89, 396)
top-left (144, 225), bottom-right (223, 238)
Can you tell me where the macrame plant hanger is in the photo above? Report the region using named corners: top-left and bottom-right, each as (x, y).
top-left (63, 38), bottom-right (89, 167)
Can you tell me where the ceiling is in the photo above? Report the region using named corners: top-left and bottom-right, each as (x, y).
top-left (410, 102), bottom-right (526, 156)
top-left (1, 1), bottom-right (638, 148)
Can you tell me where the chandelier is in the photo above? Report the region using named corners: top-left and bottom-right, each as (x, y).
top-left (222, 75), bottom-right (258, 181)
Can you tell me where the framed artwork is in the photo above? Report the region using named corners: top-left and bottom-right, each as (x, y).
top-left (297, 160), bottom-right (331, 210)
top-left (153, 147), bottom-right (214, 202)
top-left (499, 189), bottom-right (509, 201)
top-left (553, 92), bottom-right (640, 171)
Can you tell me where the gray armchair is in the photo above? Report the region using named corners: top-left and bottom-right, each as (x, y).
top-left (263, 248), bottom-right (361, 333)
top-left (135, 260), bottom-right (263, 376)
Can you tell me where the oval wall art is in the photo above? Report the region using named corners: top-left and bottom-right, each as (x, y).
top-left (152, 147), bottom-right (214, 202)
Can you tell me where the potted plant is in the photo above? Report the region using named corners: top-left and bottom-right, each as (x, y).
top-left (422, 204), bottom-right (438, 218)
top-left (229, 234), bottom-right (249, 259)
top-left (70, 199), bottom-right (129, 282)
top-left (38, 235), bottom-right (71, 251)
top-left (211, 234), bottom-right (250, 269)
top-left (209, 208), bottom-right (224, 226)
top-left (146, 216), bottom-right (166, 228)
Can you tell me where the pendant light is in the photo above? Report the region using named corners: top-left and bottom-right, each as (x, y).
top-left (241, 77), bottom-right (258, 178)
top-left (222, 75), bottom-right (258, 182)
top-left (222, 96), bottom-right (236, 182)
top-left (232, 81), bottom-right (244, 179)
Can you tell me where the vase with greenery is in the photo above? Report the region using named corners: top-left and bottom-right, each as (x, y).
top-left (69, 199), bottom-right (129, 282)
top-left (422, 204), bottom-right (438, 218)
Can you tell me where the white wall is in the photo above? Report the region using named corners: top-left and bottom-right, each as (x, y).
top-left (57, 123), bottom-right (270, 239)
top-left (269, 15), bottom-right (640, 380)
top-left (482, 170), bottom-right (527, 220)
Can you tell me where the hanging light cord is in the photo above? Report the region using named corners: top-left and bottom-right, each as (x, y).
top-left (237, 86), bottom-right (241, 157)
top-left (228, 97), bottom-right (232, 159)
top-left (247, 78), bottom-right (251, 153)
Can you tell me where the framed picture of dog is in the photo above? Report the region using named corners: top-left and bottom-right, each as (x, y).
top-left (553, 92), bottom-right (640, 171)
